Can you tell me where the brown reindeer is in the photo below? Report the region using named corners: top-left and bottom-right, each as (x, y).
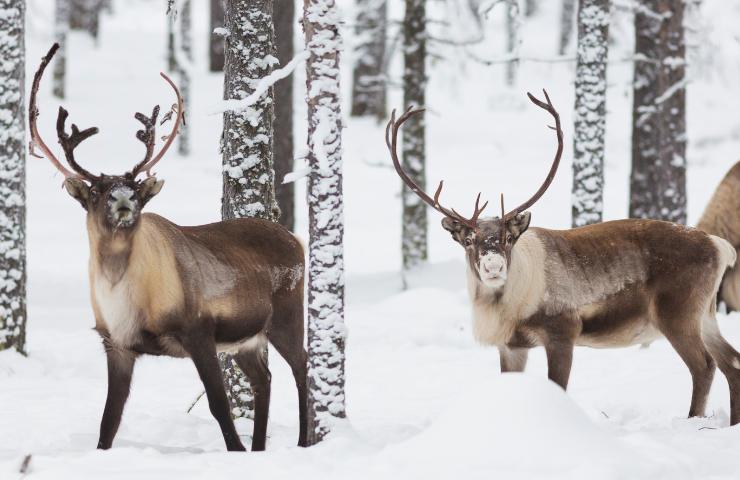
top-left (386, 91), bottom-right (740, 425)
top-left (30, 44), bottom-right (307, 451)
top-left (697, 161), bottom-right (740, 312)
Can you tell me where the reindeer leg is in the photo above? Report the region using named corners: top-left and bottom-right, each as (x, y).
top-left (544, 340), bottom-right (575, 390)
top-left (233, 344), bottom-right (272, 452)
top-left (97, 345), bottom-right (136, 449)
top-left (182, 332), bottom-right (246, 452)
top-left (499, 346), bottom-right (529, 373)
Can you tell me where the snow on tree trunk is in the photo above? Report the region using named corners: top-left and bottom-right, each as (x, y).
top-left (303, 0), bottom-right (347, 444)
top-left (53, 0), bottom-right (69, 99)
top-left (0, 0), bottom-right (27, 353)
top-left (505, 0), bottom-right (520, 86)
top-left (220, 0), bottom-right (278, 420)
top-left (274, 0), bottom-right (295, 231)
top-left (628, 0), bottom-right (686, 224)
top-left (210, 0), bottom-right (225, 72)
top-left (558, 0), bottom-right (576, 55)
top-left (401, 0), bottom-right (427, 274)
top-left (571, 0), bottom-right (609, 228)
top-left (350, 0), bottom-right (387, 119)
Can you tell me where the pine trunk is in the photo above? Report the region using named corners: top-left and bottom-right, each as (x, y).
top-left (571, 0), bottom-right (609, 227)
top-left (525, 0), bottom-right (538, 16)
top-left (401, 0), bottom-right (427, 273)
top-left (350, 0), bottom-right (387, 119)
top-left (210, 0), bottom-right (225, 71)
top-left (558, 0), bottom-right (576, 55)
top-left (274, 0), bottom-right (295, 231)
top-left (53, 0), bottom-right (69, 99)
top-left (628, 0), bottom-right (686, 223)
top-left (220, 0), bottom-right (278, 420)
top-left (0, 0), bottom-right (27, 354)
top-left (70, 0), bottom-right (102, 40)
top-left (303, 0), bottom-right (346, 444)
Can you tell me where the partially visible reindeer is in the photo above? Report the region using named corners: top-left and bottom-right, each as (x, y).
top-left (698, 161), bottom-right (740, 312)
top-left (30, 44), bottom-right (308, 451)
top-left (386, 91), bottom-right (740, 425)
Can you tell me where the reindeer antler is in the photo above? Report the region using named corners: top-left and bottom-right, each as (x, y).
top-left (56, 107), bottom-right (100, 181)
top-left (385, 106), bottom-right (488, 229)
top-left (502, 89), bottom-right (563, 221)
top-left (130, 73), bottom-right (183, 178)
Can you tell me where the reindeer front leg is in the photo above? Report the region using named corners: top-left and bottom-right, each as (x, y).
top-left (542, 314), bottom-right (579, 390)
top-left (98, 345), bottom-right (136, 449)
top-left (499, 346), bottom-right (529, 373)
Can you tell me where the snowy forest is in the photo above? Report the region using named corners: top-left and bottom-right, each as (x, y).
top-left (1, 0), bottom-right (740, 477)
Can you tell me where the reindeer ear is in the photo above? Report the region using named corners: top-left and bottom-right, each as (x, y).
top-left (442, 217), bottom-right (470, 245)
top-left (507, 211), bottom-right (531, 239)
top-left (63, 178), bottom-right (91, 209)
top-left (140, 177), bottom-right (164, 204)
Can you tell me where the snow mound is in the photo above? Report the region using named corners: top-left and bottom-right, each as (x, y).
top-left (384, 374), bottom-right (690, 479)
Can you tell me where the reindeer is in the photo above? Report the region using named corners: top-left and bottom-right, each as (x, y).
top-left (29, 44), bottom-right (308, 451)
top-left (697, 161), bottom-right (740, 312)
top-left (386, 91), bottom-right (740, 425)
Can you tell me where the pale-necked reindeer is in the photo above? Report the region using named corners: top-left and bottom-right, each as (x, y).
top-left (30, 44), bottom-right (307, 451)
top-left (697, 161), bottom-right (740, 312)
top-left (386, 91), bottom-right (740, 425)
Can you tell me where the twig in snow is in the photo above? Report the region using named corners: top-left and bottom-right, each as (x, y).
top-left (187, 390), bottom-right (205, 413)
top-left (18, 454), bottom-right (31, 476)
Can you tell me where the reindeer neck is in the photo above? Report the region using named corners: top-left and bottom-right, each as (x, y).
top-left (87, 216), bottom-right (140, 285)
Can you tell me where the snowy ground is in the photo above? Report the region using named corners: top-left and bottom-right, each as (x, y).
top-left (2, 0), bottom-right (740, 478)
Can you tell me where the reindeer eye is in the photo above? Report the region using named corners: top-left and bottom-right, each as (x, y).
top-left (464, 238), bottom-right (473, 246)
top-left (507, 234), bottom-right (513, 243)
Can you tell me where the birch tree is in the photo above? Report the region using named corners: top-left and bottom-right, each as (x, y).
top-left (0, 0), bottom-right (27, 353)
top-left (303, 0), bottom-right (347, 444)
top-left (401, 0), bottom-right (427, 273)
top-left (220, 0), bottom-right (278, 420)
top-left (274, 0), bottom-right (295, 230)
top-left (571, 0), bottom-right (609, 227)
top-left (53, 0), bottom-right (69, 99)
top-left (629, 0), bottom-right (686, 223)
top-left (350, 0), bottom-right (387, 119)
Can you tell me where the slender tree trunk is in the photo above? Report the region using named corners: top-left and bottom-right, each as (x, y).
top-left (0, 0), bottom-right (27, 354)
top-left (524, 0), bottom-right (538, 16)
top-left (571, 0), bottom-right (609, 227)
top-left (558, 0), bottom-right (576, 55)
top-left (401, 0), bottom-right (427, 274)
top-left (274, 0), bottom-right (295, 230)
top-left (70, 0), bottom-right (102, 41)
top-left (220, 0), bottom-right (278, 420)
top-left (53, 0), bottom-right (69, 99)
top-left (629, 0), bottom-right (686, 223)
top-left (505, 0), bottom-right (520, 86)
top-left (210, 0), bottom-right (225, 71)
top-left (178, 0), bottom-right (192, 157)
top-left (351, 0), bottom-right (387, 119)
top-left (303, 0), bottom-right (346, 444)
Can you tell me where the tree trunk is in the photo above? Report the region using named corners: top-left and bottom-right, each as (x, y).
top-left (350, 0), bottom-right (387, 119)
top-left (401, 0), bottom-right (427, 274)
top-left (53, 0), bottom-right (69, 99)
top-left (210, 0), bottom-right (225, 71)
top-left (220, 0), bottom-right (278, 420)
top-left (524, 0), bottom-right (538, 16)
top-left (571, 0), bottom-right (609, 227)
top-left (558, 0), bottom-right (576, 55)
top-left (70, 0), bottom-right (102, 41)
top-left (505, 0), bottom-right (520, 86)
top-left (303, 0), bottom-right (346, 444)
top-left (273, 0), bottom-right (295, 231)
top-left (0, 0), bottom-right (27, 354)
top-left (628, 0), bottom-right (686, 224)
top-left (178, 0), bottom-right (192, 157)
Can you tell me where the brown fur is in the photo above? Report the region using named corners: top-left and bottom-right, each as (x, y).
top-left (449, 216), bottom-right (740, 424)
top-left (697, 160), bottom-right (740, 311)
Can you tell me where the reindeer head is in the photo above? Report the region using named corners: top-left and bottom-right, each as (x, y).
top-left (386, 90), bottom-right (563, 290)
top-left (29, 44), bottom-right (183, 234)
